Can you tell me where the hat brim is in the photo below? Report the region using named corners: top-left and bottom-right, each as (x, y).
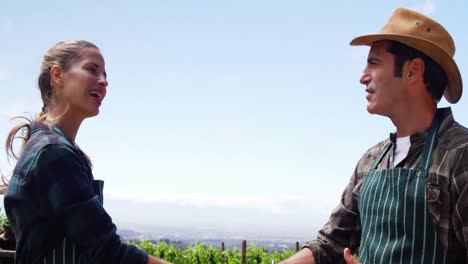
top-left (350, 33), bottom-right (462, 104)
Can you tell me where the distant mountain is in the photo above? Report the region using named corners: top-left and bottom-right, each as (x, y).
top-left (117, 223), bottom-right (309, 252)
top-left (106, 197), bottom-right (328, 244)
top-left (117, 229), bottom-right (143, 239)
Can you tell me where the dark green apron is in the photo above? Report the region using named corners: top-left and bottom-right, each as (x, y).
top-left (359, 110), bottom-right (447, 264)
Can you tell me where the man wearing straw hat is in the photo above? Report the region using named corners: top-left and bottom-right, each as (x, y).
top-left (280, 7), bottom-right (467, 264)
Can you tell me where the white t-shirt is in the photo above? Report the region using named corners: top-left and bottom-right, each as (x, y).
top-left (394, 136), bottom-right (411, 166)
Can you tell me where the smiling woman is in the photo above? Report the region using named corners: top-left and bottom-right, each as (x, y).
top-left (2, 40), bottom-right (170, 264)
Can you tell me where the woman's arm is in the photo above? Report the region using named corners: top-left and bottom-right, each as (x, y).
top-left (34, 144), bottom-right (150, 263)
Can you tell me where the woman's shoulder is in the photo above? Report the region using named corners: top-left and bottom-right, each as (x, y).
top-left (14, 123), bottom-right (82, 175)
top-left (27, 122), bottom-right (74, 148)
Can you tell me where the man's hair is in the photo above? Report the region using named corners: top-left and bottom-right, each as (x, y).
top-left (387, 40), bottom-right (448, 101)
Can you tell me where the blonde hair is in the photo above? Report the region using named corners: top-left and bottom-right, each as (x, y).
top-left (5, 40), bottom-right (98, 161)
top-left (0, 41), bottom-right (101, 198)
top-left (0, 169), bottom-right (6, 194)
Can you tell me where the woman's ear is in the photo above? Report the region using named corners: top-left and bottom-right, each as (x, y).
top-left (50, 65), bottom-right (64, 88)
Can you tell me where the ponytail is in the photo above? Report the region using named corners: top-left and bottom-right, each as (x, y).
top-left (2, 112), bottom-right (47, 190)
top-left (0, 169), bottom-right (7, 194)
top-left (5, 112), bottom-right (47, 161)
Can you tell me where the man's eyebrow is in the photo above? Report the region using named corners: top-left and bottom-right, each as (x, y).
top-left (367, 57), bottom-right (381, 64)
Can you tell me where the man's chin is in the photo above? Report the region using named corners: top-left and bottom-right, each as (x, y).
top-left (366, 104), bottom-right (376, 114)
top-left (366, 106), bottom-right (384, 116)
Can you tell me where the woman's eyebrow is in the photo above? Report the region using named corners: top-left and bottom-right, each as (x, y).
top-left (91, 62), bottom-right (107, 78)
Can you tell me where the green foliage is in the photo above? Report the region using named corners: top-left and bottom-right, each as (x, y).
top-left (133, 240), bottom-right (295, 264)
top-left (0, 208), bottom-right (7, 228)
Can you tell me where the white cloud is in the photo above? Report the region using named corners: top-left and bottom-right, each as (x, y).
top-left (104, 190), bottom-right (334, 240)
top-left (411, 0), bottom-right (436, 15)
top-left (105, 189), bottom-right (334, 217)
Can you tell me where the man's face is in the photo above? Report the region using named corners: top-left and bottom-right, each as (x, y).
top-left (360, 40), bottom-right (406, 118)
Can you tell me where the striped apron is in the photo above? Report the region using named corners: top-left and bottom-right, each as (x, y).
top-left (358, 110), bottom-right (448, 264)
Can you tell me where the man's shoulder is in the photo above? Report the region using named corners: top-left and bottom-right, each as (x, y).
top-left (439, 119), bottom-right (468, 150)
top-left (362, 138), bottom-right (390, 160)
top-left (354, 138), bottom-right (391, 174)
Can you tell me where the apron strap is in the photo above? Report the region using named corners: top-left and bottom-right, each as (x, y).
top-left (370, 108), bottom-right (445, 171)
top-left (418, 109), bottom-right (444, 170)
top-left (370, 143), bottom-right (392, 170)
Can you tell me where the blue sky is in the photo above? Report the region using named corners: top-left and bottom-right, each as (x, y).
top-left (1, 0), bottom-right (468, 240)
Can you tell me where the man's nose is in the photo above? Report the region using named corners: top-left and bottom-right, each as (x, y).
top-left (360, 72), bottom-right (371, 85)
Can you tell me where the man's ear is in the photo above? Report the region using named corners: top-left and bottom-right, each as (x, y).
top-left (50, 65), bottom-right (64, 88)
top-left (407, 58), bottom-right (425, 79)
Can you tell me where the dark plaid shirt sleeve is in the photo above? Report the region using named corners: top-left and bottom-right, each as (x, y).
top-left (303, 144), bottom-right (382, 264)
top-left (450, 142), bottom-right (468, 261)
top-left (10, 143), bottom-right (148, 263)
top-left (302, 169), bottom-right (362, 263)
top-left (39, 144), bottom-right (147, 263)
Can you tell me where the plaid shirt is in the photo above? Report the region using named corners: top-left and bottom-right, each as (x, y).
top-left (4, 122), bottom-right (148, 264)
top-left (304, 107), bottom-right (468, 263)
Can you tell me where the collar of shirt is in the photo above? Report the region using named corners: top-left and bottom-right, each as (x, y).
top-left (30, 121), bottom-right (75, 147)
top-left (387, 107), bottom-right (454, 167)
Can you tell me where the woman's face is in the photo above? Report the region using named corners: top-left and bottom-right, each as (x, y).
top-left (58, 47), bottom-right (108, 119)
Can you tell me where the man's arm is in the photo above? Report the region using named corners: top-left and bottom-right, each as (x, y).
top-left (278, 248), bottom-right (315, 264)
top-left (278, 161), bottom-right (366, 264)
top-left (279, 247), bottom-right (360, 264)
top-left (451, 146), bottom-right (468, 262)
top-left (147, 255), bottom-right (172, 264)
top-left (343, 248), bottom-right (360, 264)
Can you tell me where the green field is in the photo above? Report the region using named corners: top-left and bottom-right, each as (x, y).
top-left (133, 240), bottom-right (295, 264)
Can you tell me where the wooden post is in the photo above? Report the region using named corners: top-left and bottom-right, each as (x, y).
top-left (296, 241), bottom-right (300, 252)
top-left (241, 240), bottom-right (247, 264)
top-left (220, 241), bottom-right (226, 264)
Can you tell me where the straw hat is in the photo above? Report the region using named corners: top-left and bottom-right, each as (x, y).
top-left (350, 8), bottom-right (462, 103)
